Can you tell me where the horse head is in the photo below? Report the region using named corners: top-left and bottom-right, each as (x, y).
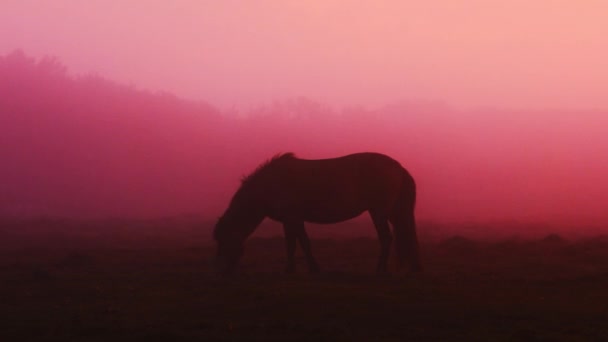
top-left (213, 214), bottom-right (247, 275)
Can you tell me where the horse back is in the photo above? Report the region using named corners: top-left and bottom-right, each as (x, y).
top-left (266, 153), bottom-right (411, 222)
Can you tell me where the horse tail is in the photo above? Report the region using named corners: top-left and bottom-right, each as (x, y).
top-left (390, 169), bottom-right (422, 272)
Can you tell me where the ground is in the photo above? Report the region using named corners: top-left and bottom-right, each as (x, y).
top-left (1, 218), bottom-right (608, 341)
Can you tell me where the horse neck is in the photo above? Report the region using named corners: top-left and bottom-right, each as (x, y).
top-left (229, 184), bottom-right (267, 228)
top-left (237, 168), bottom-right (275, 208)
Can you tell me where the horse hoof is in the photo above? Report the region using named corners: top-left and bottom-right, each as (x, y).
top-left (410, 265), bottom-right (423, 273)
top-left (376, 270), bottom-right (391, 278)
top-left (375, 265), bottom-right (389, 275)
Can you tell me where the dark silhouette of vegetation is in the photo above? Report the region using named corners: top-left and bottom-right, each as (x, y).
top-left (1, 50), bottom-right (223, 218)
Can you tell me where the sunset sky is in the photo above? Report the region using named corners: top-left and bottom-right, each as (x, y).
top-left (1, 0), bottom-right (607, 110)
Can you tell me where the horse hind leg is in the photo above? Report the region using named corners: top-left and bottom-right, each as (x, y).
top-left (370, 211), bottom-right (392, 275)
top-left (389, 207), bottom-right (422, 273)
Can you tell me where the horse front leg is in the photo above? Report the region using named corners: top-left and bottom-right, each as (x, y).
top-left (283, 224), bottom-right (297, 274)
top-left (293, 221), bottom-right (320, 273)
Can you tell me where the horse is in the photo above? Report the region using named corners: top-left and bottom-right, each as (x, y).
top-left (213, 152), bottom-right (420, 275)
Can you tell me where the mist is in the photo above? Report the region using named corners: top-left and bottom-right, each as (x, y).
top-left (1, 1), bottom-right (607, 111)
top-left (1, 1), bottom-right (608, 229)
top-left (1, 50), bottom-right (606, 228)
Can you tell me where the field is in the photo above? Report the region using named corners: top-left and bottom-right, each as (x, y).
top-left (2, 218), bottom-right (608, 341)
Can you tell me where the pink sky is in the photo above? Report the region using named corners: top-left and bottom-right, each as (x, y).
top-left (1, 0), bottom-right (607, 110)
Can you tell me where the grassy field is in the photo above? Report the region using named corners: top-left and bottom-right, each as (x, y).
top-left (2, 218), bottom-right (608, 341)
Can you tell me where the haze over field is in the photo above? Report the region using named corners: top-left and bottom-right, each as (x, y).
top-left (1, 1), bottom-right (607, 227)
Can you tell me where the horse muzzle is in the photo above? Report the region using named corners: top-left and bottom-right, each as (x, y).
top-left (212, 255), bottom-right (238, 276)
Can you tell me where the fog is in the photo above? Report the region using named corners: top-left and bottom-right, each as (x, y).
top-left (1, 2), bottom-right (607, 228)
top-left (1, 51), bottom-right (606, 227)
top-left (1, 1), bottom-right (607, 110)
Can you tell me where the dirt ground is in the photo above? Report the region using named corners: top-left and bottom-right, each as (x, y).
top-left (2, 218), bottom-right (608, 341)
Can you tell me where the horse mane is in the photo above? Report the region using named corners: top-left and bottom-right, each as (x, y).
top-left (240, 152), bottom-right (296, 186)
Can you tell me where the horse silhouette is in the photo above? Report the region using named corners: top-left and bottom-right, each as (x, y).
top-left (213, 152), bottom-right (420, 275)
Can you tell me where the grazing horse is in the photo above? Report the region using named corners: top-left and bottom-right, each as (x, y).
top-left (213, 152), bottom-right (420, 275)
